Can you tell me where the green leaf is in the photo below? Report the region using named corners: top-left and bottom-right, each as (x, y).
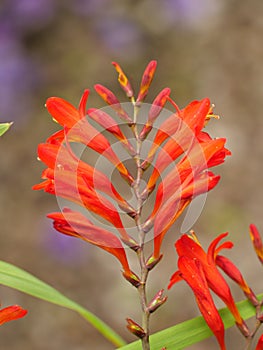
top-left (0, 122), bottom-right (12, 136)
top-left (0, 260), bottom-right (126, 347)
top-left (118, 294), bottom-right (263, 350)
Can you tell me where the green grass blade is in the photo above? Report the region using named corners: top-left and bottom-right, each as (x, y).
top-left (0, 260), bottom-right (126, 347)
top-left (0, 122), bottom-right (12, 136)
top-left (119, 294), bottom-right (263, 350)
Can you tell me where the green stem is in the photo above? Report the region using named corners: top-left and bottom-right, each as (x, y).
top-left (132, 101), bottom-right (151, 350)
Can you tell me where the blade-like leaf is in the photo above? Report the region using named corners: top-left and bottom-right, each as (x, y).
top-left (0, 260), bottom-right (126, 347)
top-left (118, 294), bottom-right (263, 350)
top-left (0, 122), bottom-right (12, 136)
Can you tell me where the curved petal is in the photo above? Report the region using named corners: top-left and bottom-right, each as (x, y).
top-left (48, 208), bottom-right (131, 274)
top-left (176, 256), bottom-right (226, 350)
top-left (0, 305), bottom-right (27, 326)
top-left (94, 84), bottom-right (132, 124)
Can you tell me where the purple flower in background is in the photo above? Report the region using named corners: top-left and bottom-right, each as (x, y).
top-left (71, 0), bottom-right (109, 16)
top-left (0, 25), bottom-right (40, 124)
top-left (40, 219), bottom-right (89, 266)
top-left (161, 0), bottom-right (222, 29)
top-left (4, 0), bottom-right (55, 32)
top-left (94, 16), bottom-right (143, 59)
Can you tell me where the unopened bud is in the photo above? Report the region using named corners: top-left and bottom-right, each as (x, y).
top-left (126, 318), bottom-right (146, 339)
top-left (94, 84), bottom-right (133, 124)
top-left (136, 61), bottom-right (157, 105)
top-left (146, 254), bottom-right (163, 270)
top-left (123, 271), bottom-right (141, 288)
top-left (112, 62), bottom-right (134, 98)
top-left (148, 289), bottom-right (167, 313)
top-left (249, 224), bottom-right (263, 264)
top-left (236, 319), bottom-right (250, 338)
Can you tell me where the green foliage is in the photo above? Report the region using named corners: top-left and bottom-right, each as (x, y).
top-left (0, 259), bottom-right (262, 349)
top-left (119, 294), bottom-right (263, 350)
top-left (0, 260), bottom-right (126, 347)
top-left (0, 123), bottom-right (12, 137)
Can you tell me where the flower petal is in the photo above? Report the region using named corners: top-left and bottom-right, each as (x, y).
top-left (94, 84), bottom-right (132, 124)
top-left (175, 256), bottom-right (226, 350)
top-left (216, 255), bottom-right (258, 306)
top-left (48, 208), bottom-right (131, 274)
top-left (87, 108), bottom-right (136, 156)
top-left (0, 305), bottom-right (27, 326)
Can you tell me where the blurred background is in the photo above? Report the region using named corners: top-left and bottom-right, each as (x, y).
top-left (0, 0), bottom-right (263, 349)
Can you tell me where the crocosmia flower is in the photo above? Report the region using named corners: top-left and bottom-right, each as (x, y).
top-left (169, 232), bottom-right (250, 348)
top-left (33, 61), bottom-right (229, 290)
top-left (0, 304), bottom-right (27, 326)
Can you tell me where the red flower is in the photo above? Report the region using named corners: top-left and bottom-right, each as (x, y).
top-left (249, 224), bottom-right (263, 264)
top-left (169, 256), bottom-right (226, 350)
top-left (33, 142), bottom-right (136, 240)
top-left (34, 61), bottom-right (230, 293)
top-left (147, 118), bottom-right (230, 258)
top-left (46, 90), bottom-right (134, 184)
top-left (0, 305), bottom-right (27, 326)
top-left (169, 232), bottom-right (249, 342)
top-left (216, 254), bottom-right (258, 306)
top-left (48, 208), bottom-right (132, 276)
top-left (256, 334), bottom-right (263, 350)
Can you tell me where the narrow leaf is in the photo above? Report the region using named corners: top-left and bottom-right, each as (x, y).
top-left (0, 260), bottom-right (126, 347)
top-left (0, 122), bottom-right (12, 136)
top-left (118, 294), bottom-right (263, 350)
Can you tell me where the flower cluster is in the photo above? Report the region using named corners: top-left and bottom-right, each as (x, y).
top-left (33, 61), bottom-right (229, 273)
top-left (33, 61), bottom-right (230, 348)
top-left (169, 227), bottom-right (263, 349)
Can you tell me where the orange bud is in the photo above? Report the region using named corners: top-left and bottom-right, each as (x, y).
top-left (112, 62), bottom-right (134, 98)
top-left (94, 84), bottom-right (133, 124)
top-left (136, 60), bottom-right (157, 105)
top-left (249, 224), bottom-right (263, 264)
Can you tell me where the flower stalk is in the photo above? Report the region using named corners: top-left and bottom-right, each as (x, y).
top-left (131, 99), bottom-right (151, 350)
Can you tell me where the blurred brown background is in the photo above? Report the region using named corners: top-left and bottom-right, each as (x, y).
top-left (0, 0), bottom-right (263, 349)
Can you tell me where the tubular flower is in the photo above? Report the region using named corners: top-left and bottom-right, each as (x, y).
top-left (169, 232), bottom-right (249, 337)
top-left (47, 208), bottom-right (132, 276)
top-left (151, 135), bottom-right (230, 259)
top-left (168, 256), bottom-right (226, 350)
top-left (249, 224), bottom-right (263, 264)
top-left (216, 255), bottom-right (258, 306)
top-left (0, 305), bottom-right (27, 326)
top-left (46, 90), bottom-right (134, 184)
